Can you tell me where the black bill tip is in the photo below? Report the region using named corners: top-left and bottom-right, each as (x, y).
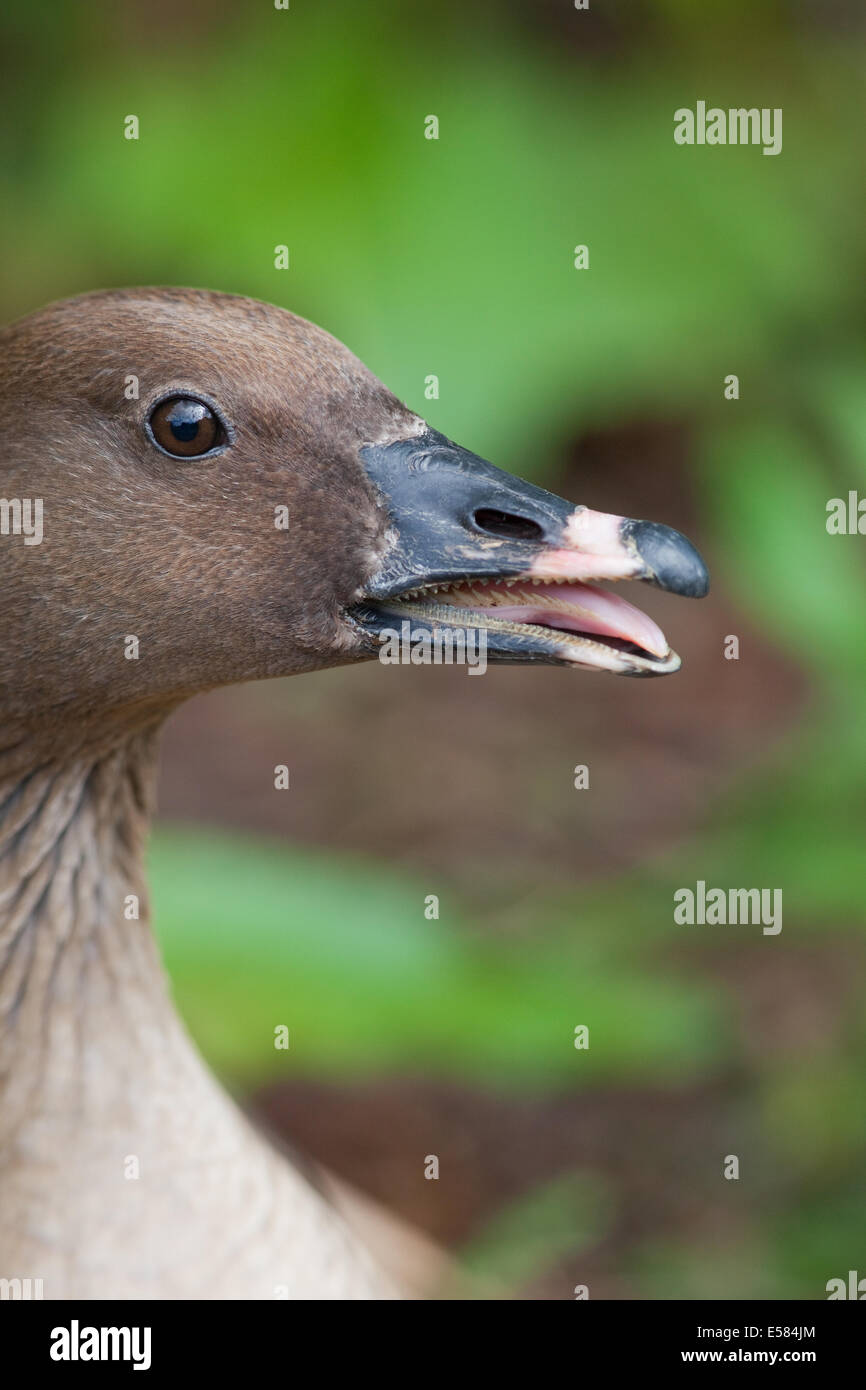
top-left (623, 519), bottom-right (710, 598)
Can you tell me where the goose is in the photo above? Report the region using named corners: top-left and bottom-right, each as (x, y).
top-left (0, 288), bottom-right (708, 1300)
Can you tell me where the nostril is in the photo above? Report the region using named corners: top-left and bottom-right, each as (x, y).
top-left (472, 508), bottom-right (545, 542)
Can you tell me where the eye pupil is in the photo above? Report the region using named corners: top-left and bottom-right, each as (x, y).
top-left (170, 416), bottom-right (200, 443)
top-left (149, 396), bottom-right (221, 457)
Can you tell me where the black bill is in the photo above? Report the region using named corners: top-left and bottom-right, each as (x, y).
top-left (351, 428), bottom-right (708, 676)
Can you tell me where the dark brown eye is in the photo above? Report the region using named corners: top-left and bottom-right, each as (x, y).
top-left (148, 396), bottom-right (222, 457)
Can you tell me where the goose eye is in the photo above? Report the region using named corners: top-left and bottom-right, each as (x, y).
top-left (148, 396), bottom-right (222, 457)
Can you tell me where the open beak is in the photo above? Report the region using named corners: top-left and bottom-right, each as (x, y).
top-left (351, 428), bottom-right (708, 676)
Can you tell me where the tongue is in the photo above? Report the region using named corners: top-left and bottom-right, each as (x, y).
top-left (447, 580), bottom-right (669, 658)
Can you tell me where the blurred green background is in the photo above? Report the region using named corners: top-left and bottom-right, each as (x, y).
top-left (2, 0), bottom-right (864, 1297)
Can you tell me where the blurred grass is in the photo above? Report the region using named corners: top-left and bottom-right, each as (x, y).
top-left (152, 826), bottom-right (727, 1088)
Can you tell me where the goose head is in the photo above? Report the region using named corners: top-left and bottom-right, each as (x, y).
top-left (0, 288), bottom-right (708, 738)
